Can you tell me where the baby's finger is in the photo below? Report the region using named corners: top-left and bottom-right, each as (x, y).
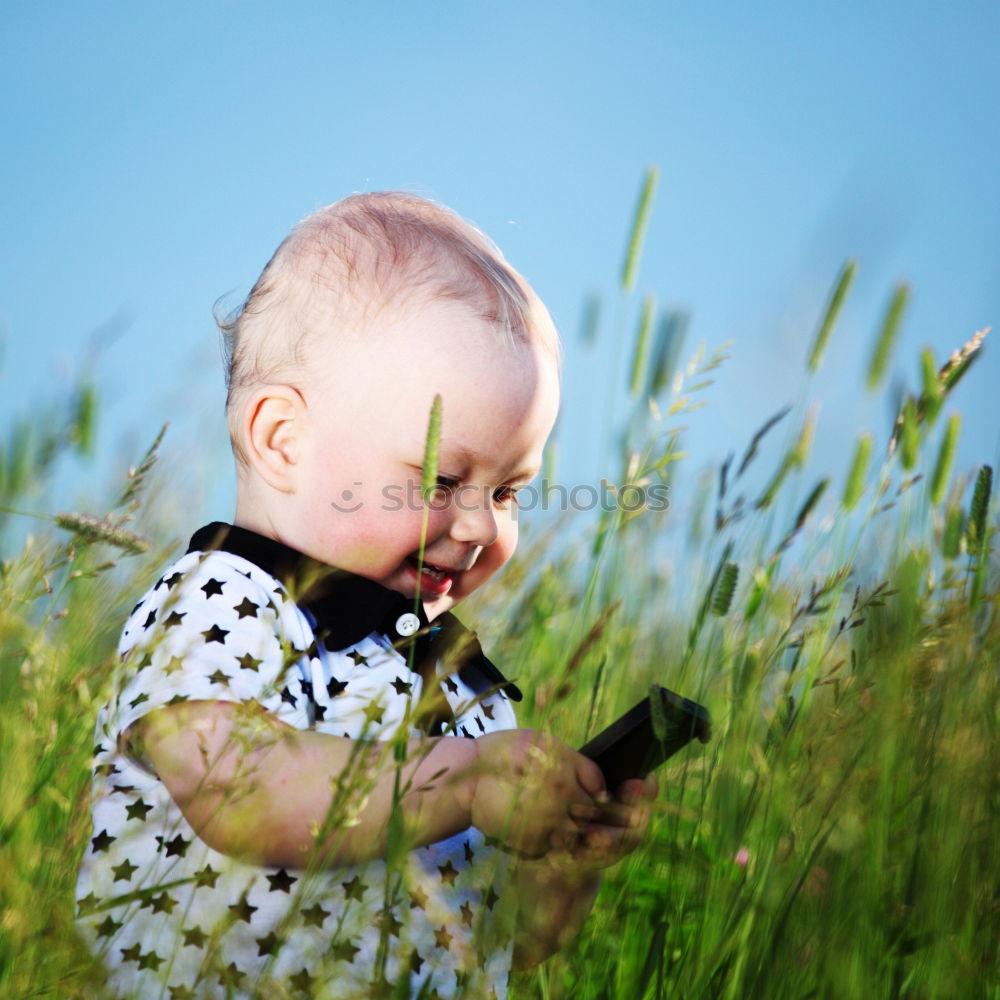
top-left (567, 801), bottom-right (605, 824)
top-left (616, 775), bottom-right (658, 803)
top-left (583, 799), bottom-right (643, 829)
top-left (573, 752), bottom-right (608, 801)
top-left (576, 821), bottom-right (643, 859)
top-left (581, 824), bottom-right (617, 854)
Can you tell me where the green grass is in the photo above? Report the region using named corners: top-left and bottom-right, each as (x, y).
top-left (1, 184), bottom-right (997, 998)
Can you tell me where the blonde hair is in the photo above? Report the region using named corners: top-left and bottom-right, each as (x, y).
top-left (220, 192), bottom-right (555, 463)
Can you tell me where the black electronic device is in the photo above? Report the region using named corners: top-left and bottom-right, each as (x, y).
top-left (580, 685), bottom-right (711, 787)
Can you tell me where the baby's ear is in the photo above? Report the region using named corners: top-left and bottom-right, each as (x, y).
top-left (243, 385), bottom-right (304, 493)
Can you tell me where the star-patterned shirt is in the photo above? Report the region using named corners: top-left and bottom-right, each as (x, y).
top-left (77, 523), bottom-right (524, 1000)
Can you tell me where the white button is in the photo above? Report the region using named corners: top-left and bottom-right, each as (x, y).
top-left (395, 613), bottom-right (420, 637)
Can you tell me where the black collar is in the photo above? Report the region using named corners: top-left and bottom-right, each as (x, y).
top-left (187, 522), bottom-right (521, 701)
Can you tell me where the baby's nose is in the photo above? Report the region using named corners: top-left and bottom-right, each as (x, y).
top-left (448, 492), bottom-right (500, 547)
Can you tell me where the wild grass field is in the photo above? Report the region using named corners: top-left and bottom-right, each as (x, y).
top-left (1, 178), bottom-right (996, 998)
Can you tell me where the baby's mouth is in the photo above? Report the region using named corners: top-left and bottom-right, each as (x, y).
top-left (406, 556), bottom-right (456, 595)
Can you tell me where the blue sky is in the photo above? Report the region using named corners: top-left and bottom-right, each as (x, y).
top-left (2, 0), bottom-right (997, 530)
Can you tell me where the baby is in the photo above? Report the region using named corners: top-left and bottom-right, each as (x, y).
top-left (77, 192), bottom-right (655, 999)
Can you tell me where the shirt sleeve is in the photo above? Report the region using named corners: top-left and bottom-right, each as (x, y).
top-left (107, 551), bottom-right (315, 751)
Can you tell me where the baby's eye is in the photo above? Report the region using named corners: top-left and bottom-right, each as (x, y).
top-left (428, 475), bottom-right (459, 503)
top-left (492, 485), bottom-right (519, 508)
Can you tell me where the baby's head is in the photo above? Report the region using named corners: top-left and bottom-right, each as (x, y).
top-left (223, 192), bottom-right (561, 618)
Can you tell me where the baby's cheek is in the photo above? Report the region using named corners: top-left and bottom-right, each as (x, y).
top-left (500, 514), bottom-right (520, 557)
top-left (313, 512), bottom-right (407, 578)
top-left (349, 537), bottom-right (397, 573)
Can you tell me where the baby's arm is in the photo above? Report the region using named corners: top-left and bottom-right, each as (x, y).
top-left (135, 699), bottom-right (605, 868)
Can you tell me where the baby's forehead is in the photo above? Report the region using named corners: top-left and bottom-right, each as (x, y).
top-left (297, 288), bottom-right (529, 383)
top-left (301, 292), bottom-right (560, 461)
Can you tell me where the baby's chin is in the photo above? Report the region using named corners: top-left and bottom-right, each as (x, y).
top-left (421, 592), bottom-right (457, 621)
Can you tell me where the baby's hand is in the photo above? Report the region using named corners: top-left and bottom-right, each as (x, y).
top-left (469, 730), bottom-right (606, 858)
top-left (558, 774), bottom-right (658, 873)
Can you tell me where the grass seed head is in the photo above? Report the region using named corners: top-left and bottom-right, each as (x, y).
top-left (53, 513), bottom-right (149, 554)
top-left (808, 258), bottom-right (857, 373)
top-left (841, 433), bottom-right (872, 511)
top-left (967, 464), bottom-right (993, 554)
top-left (929, 415), bottom-right (960, 507)
top-left (866, 282), bottom-right (909, 390)
top-left (621, 165), bottom-right (659, 292)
